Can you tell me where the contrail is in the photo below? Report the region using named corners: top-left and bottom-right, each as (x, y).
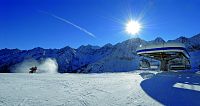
top-left (39, 10), bottom-right (96, 38)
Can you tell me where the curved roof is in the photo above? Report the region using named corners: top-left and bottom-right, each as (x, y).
top-left (136, 42), bottom-right (190, 58)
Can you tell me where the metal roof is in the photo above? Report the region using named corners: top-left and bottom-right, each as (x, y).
top-left (136, 42), bottom-right (190, 58)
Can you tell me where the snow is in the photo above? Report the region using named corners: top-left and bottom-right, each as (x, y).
top-left (10, 58), bottom-right (58, 73)
top-left (173, 83), bottom-right (200, 92)
top-left (1, 70), bottom-right (200, 106)
top-left (190, 50), bottom-right (200, 69)
top-left (140, 71), bottom-right (200, 106)
top-left (1, 34), bottom-right (200, 73)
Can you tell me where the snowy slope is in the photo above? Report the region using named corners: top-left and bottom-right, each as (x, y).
top-left (83, 38), bottom-right (146, 73)
top-left (0, 71), bottom-right (200, 106)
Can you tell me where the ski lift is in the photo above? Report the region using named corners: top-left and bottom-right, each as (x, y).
top-left (140, 58), bottom-right (150, 69)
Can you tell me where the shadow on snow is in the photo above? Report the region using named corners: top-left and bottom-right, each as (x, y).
top-left (140, 71), bottom-right (200, 105)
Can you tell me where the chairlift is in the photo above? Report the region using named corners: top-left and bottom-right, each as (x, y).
top-left (140, 58), bottom-right (150, 69)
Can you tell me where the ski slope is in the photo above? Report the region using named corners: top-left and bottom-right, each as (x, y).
top-left (0, 71), bottom-right (200, 106)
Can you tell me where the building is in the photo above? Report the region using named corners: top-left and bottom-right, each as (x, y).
top-left (136, 42), bottom-right (191, 71)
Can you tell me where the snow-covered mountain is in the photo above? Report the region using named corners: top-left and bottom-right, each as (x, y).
top-left (168, 33), bottom-right (200, 51)
top-left (1, 33), bottom-right (200, 73)
top-left (149, 37), bottom-right (166, 44)
top-left (83, 38), bottom-right (149, 73)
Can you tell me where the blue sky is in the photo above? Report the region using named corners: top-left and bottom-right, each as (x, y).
top-left (1, 0), bottom-right (200, 49)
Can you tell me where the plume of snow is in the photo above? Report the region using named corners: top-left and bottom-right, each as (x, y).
top-left (11, 58), bottom-right (58, 73)
top-left (38, 58), bottom-right (58, 73)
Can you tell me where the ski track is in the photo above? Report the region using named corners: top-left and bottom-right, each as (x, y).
top-left (0, 71), bottom-right (200, 106)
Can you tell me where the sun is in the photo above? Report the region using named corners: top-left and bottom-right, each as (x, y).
top-left (125, 20), bottom-right (142, 35)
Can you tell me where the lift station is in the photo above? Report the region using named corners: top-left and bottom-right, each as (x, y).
top-left (136, 42), bottom-right (191, 71)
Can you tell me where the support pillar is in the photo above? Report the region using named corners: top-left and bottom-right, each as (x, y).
top-left (160, 60), bottom-right (169, 71)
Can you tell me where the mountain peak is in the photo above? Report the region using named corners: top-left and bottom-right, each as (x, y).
top-left (61, 46), bottom-right (73, 50)
top-left (103, 43), bottom-right (113, 48)
top-left (177, 36), bottom-right (188, 39)
top-left (148, 37), bottom-right (165, 44)
top-left (154, 37), bottom-right (165, 42)
top-left (78, 45), bottom-right (100, 50)
top-left (174, 36), bottom-right (189, 43)
top-left (191, 33), bottom-right (200, 39)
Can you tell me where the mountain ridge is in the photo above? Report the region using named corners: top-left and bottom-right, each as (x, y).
top-left (1, 33), bottom-right (200, 73)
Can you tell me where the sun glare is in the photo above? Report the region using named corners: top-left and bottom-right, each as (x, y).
top-left (125, 20), bottom-right (141, 35)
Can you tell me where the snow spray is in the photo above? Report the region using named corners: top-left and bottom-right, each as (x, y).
top-left (11, 58), bottom-right (58, 73)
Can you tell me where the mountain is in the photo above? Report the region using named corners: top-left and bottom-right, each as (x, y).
top-left (1, 33), bottom-right (200, 73)
top-left (82, 38), bottom-right (145, 73)
top-left (168, 33), bottom-right (200, 51)
top-left (149, 37), bottom-right (165, 44)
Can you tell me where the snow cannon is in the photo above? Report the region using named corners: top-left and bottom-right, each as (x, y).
top-left (29, 66), bottom-right (37, 73)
